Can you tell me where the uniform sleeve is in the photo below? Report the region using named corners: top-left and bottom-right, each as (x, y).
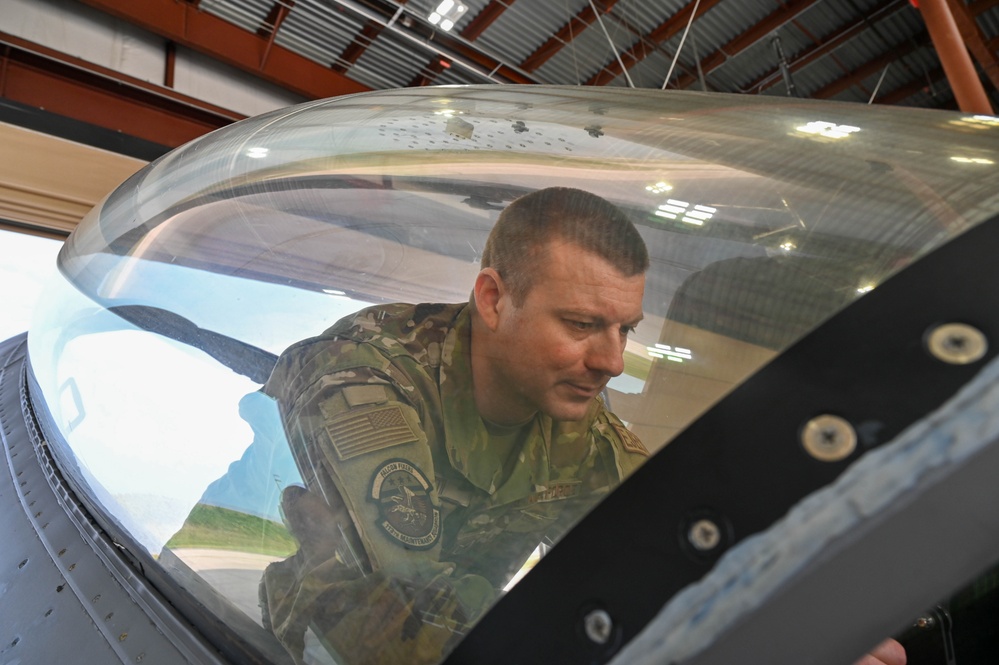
top-left (260, 344), bottom-right (494, 664)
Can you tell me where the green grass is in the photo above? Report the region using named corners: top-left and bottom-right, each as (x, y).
top-left (166, 503), bottom-right (297, 557)
top-left (623, 350), bottom-right (653, 382)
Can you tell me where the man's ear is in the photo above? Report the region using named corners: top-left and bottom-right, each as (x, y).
top-left (473, 268), bottom-right (505, 331)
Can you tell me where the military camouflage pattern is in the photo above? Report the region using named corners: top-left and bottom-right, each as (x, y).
top-left (261, 303), bottom-right (648, 664)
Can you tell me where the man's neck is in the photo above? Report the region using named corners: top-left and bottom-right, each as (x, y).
top-left (469, 309), bottom-right (536, 425)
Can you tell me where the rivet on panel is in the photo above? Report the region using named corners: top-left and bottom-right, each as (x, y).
top-left (688, 519), bottom-right (722, 551)
top-left (801, 414), bottom-right (857, 462)
top-left (582, 608), bottom-right (613, 645)
top-left (57, 549), bottom-right (66, 557)
top-left (68, 563), bottom-right (76, 572)
top-left (105, 612), bottom-right (114, 622)
top-left (926, 323), bottom-right (988, 365)
top-left (55, 584), bottom-right (65, 592)
top-left (118, 633), bottom-right (128, 642)
top-left (92, 594), bottom-right (101, 603)
top-left (44, 609), bottom-right (53, 617)
top-left (17, 559), bottom-right (27, 569)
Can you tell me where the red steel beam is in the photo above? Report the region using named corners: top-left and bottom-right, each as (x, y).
top-left (675, 0), bottom-right (820, 90)
top-left (811, 31), bottom-right (928, 99)
top-left (970, 0), bottom-right (999, 14)
top-left (0, 31), bottom-right (242, 147)
top-left (739, 0), bottom-right (906, 93)
top-left (918, 0), bottom-right (993, 113)
top-left (461, 0), bottom-right (513, 41)
top-left (259, 1), bottom-right (294, 69)
top-left (587, 0), bottom-right (724, 86)
top-left (944, 0), bottom-right (999, 92)
top-left (408, 58), bottom-right (447, 87)
top-left (335, 20), bottom-right (384, 72)
top-left (877, 66), bottom-right (947, 106)
top-left (521, 0), bottom-right (620, 73)
top-left (76, 0), bottom-right (369, 99)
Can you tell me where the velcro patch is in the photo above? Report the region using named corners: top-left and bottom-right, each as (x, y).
top-left (611, 421), bottom-right (649, 456)
top-left (370, 459), bottom-right (441, 549)
top-left (528, 481), bottom-right (581, 504)
top-left (322, 403), bottom-right (421, 461)
top-left (342, 384), bottom-right (391, 407)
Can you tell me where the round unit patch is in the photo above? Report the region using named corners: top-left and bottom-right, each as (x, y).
top-left (370, 459), bottom-right (441, 549)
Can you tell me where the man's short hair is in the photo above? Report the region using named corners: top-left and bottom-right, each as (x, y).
top-left (481, 187), bottom-right (649, 304)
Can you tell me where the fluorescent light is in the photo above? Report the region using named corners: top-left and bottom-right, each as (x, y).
top-left (658, 204), bottom-right (686, 214)
top-left (246, 147), bottom-right (269, 159)
top-left (648, 344), bottom-right (693, 362)
top-left (429, 0), bottom-right (466, 31)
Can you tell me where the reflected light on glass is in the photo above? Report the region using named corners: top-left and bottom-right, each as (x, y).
top-left (654, 199), bottom-right (715, 226)
top-left (951, 156), bottom-right (995, 165)
top-left (779, 240), bottom-right (796, 252)
top-left (950, 115), bottom-right (999, 129)
top-left (246, 147), bottom-right (269, 159)
top-left (647, 343), bottom-right (693, 363)
top-left (645, 181), bottom-right (673, 194)
top-left (322, 288), bottom-right (351, 300)
top-left (796, 121), bottom-right (861, 139)
top-left (857, 284), bottom-right (875, 294)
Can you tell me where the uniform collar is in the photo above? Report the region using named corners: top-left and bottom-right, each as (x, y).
top-left (438, 305), bottom-right (551, 502)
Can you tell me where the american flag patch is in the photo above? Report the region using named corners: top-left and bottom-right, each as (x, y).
top-left (325, 405), bottom-right (420, 461)
top-left (611, 421), bottom-right (649, 456)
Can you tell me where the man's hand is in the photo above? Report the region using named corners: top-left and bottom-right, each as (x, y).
top-left (281, 484), bottom-right (369, 571)
top-left (853, 638), bottom-right (906, 665)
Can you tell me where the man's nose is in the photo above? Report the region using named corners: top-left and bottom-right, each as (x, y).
top-left (586, 332), bottom-right (625, 377)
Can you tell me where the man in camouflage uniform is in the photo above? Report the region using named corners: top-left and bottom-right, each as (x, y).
top-left (260, 187), bottom-right (650, 665)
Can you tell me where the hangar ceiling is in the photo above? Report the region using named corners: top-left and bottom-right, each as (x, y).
top-left (2, 0), bottom-right (999, 154)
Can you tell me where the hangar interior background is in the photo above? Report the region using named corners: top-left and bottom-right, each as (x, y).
top-left (1, 0), bottom-right (999, 241)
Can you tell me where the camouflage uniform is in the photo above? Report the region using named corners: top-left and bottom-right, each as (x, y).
top-left (260, 302), bottom-right (648, 665)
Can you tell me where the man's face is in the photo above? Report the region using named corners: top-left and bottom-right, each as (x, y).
top-left (488, 239), bottom-right (645, 423)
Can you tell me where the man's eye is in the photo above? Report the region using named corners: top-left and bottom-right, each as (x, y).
top-left (620, 325), bottom-right (636, 336)
top-left (567, 320), bottom-right (593, 330)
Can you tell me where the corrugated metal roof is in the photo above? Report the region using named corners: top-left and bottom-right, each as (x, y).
top-left (188, 0), bottom-right (999, 111)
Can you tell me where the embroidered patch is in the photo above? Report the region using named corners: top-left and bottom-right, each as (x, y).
top-left (528, 481), bottom-right (581, 504)
top-left (611, 421), bottom-right (649, 456)
top-left (370, 459), bottom-right (441, 549)
top-left (322, 403), bottom-right (421, 461)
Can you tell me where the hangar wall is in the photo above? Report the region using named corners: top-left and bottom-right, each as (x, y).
top-left (1, 0), bottom-right (308, 236)
top-left (1, 0), bottom-right (304, 118)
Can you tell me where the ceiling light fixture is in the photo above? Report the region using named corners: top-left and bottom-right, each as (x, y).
top-left (428, 0), bottom-right (467, 32)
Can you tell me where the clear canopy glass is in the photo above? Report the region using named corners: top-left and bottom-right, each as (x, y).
top-left (25, 85), bottom-right (999, 664)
